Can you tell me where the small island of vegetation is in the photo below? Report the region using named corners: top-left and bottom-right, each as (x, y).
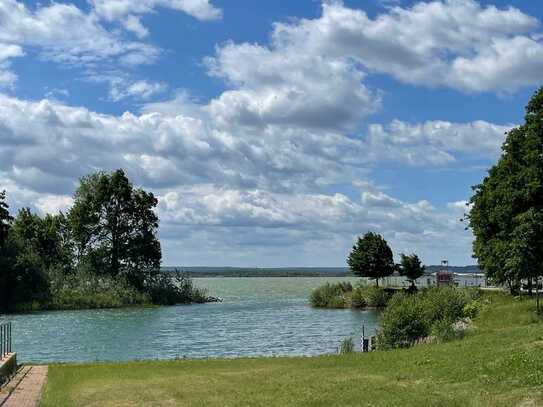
top-left (0, 169), bottom-right (209, 313)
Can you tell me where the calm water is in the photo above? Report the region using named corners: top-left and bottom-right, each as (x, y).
top-left (0, 277), bottom-right (380, 363)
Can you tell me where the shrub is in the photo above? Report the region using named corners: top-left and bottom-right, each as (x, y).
top-left (421, 287), bottom-right (467, 324)
top-left (47, 268), bottom-right (150, 310)
top-left (145, 271), bottom-right (209, 305)
top-left (377, 293), bottom-right (428, 349)
top-left (463, 300), bottom-right (481, 319)
top-left (377, 288), bottom-right (472, 349)
top-left (352, 285), bottom-right (392, 308)
top-left (431, 319), bottom-right (464, 343)
top-left (310, 282), bottom-right (351, 308)
top-left (350, 288), bottom-right (367, 308)
top-left (338, 337), bottom-right (355, 354)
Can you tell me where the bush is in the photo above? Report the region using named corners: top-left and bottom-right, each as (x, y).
top-left (377, 293), bottom-right (428, 349)
top-left (338, 337), bottom-right (355, 354)
top-left (47, 268), bottom-right (150, 310)
top-left (351, 285), bottom-right (392, 308)
top-left (463, 300), bottom-right (481, 319)
top-left (377, 288), bottom-right (472, 349)
top-left (421, 287), bottom-right (467, 323)
top-left (145, 271), bottom-right (209, 305)
top-left (351, 288), bottom-right (367, 308)
top-left (310, 282), bottom-right (351, 308)
top-left (431, 319), bottom-right (464, 343)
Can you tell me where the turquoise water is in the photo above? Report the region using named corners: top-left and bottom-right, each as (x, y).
top-left (0, 277), bottom-right (380, 363)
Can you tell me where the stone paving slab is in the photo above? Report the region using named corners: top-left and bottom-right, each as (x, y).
top-left (0, 365), bottom-right (48, 407)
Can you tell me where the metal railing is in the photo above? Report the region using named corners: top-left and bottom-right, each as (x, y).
top-left (0, 322), bottom-right (12, 359)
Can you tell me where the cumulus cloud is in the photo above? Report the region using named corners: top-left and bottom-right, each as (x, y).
top-left (0, 0), bottom-right (160, 66)
top-left (155, 186), bottom-right (472, 265)
top-left (109, 80), bottom-right (168, 102)
top-left (0, 43), bottom-right (23, 87)
top-left (0, 92), bottom-right (507, 264)
top-left (364, 119), bottom-right (511, 165)
top-left (90, 0), bottom-right (222, 29)
top-left (2, 0), bottom-right (535, 265)
top-left (205, 38), bottom-right (380, 132)
top-left (262, 0), bottom-right (543, 92)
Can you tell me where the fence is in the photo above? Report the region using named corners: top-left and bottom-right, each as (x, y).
top-left (0, 322), bottom-right (12, 359)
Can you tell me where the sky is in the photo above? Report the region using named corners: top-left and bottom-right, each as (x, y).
top-left (0, 0), bottom-right (542, 267)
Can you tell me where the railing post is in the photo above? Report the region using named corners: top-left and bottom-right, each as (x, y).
top-left (0, 322), bottom-right (12, 359)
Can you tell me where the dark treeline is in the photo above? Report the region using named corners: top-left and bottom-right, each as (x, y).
top-left (0, 169), bottom-right (206, 313)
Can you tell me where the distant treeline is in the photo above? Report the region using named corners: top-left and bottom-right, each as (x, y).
top-left (162, 265), bottom-right (481, 278)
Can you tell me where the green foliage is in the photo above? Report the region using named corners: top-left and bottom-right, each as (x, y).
top-left (399, 253), bottom-right (425, 288)
top-left (352, 285), bottom-right (392, 308)
top-left (0, 171), bottom-right (208, 313)
top-left (430, 319), bottom-right (464, 343)
top-left (46, 267), bottom-right (150, 310)
top-left (350, 287), bottom-right (367, 308)
top-left (310, 282), bottom-right (391, 309)
top-left (463, 300), bottom-right (481, 319)
top-left (338, 337), bottom-right (355, 354)
top-left (347, 232), bottom-right (395, 287)
top-left (468, 88), bottom-right (543, 292)
top-left (68, 169), bottom-right (161, 290)
top-left (309, 282), bottom-right (351, 308)
top-left (378, 287), bottom-right (473, 349)
top-left (145, 270), bottom-right (209, 306)
top-left (0, 190), bottom-right (12, 248)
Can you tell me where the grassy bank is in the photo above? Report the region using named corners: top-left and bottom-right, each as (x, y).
top-left (41, 293), bottom-right (543, 406)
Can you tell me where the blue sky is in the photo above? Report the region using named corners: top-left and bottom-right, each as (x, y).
top-left (1, 0), bottom-right (542, 267)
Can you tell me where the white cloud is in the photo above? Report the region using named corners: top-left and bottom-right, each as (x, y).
top-left (0, 43), bottom-right (23, 87)
top-left (205, 38), bottom-right (380, 132)
top-left (109, 80), bottom-right (167, 101)
top-left (88, 0), bottom-right (222, 38)
top-left (263, 0), bottom-right (543, 92)
top-left (364, 119), bottom-right (511, 165)
top-left (0, 92), bottom-right (505, 264)
top-left (155, 186), bottom-right (472, 265)
top-left (0, 0), bottom-right (161, 66)
top-left (90, 0), bottom-right (222, 26)
top-left (35, 195), bottom-right (74, 215)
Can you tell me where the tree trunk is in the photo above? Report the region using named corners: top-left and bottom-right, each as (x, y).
top-left (375, 278), bottom-right (379, 288)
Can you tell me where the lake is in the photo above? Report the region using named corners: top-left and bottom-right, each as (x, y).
top-left (1, 277), bottom-right (380, 363)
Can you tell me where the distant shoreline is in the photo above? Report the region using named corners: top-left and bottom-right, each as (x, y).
top-left (162, 265), bottom-right (481, 278)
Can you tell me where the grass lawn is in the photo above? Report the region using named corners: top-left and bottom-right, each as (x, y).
top-left (41, 293), bottom-right (543, 407)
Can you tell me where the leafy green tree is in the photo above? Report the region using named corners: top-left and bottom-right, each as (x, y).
top-left (0, 191), bottom-right (14, 312)
top-left (347, 232), bottom-right (395, 287)
top-left (0, 190), bottom-right (11, 248)
top-left (399, 253), bottom-right (425, 289)
top-left (68, 169), bottom-right (161, 290)
top-left (0, 203), bottom-right (51, 311)
top-left (10, 208), bottom-right (73, 272)
top-left (468, 88), bottom-right (543, 295)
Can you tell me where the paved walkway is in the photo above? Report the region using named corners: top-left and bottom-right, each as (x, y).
top-left (0, 365), bottom-right (48, 407)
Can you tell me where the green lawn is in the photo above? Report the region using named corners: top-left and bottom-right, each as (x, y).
top-left (41, 293), bottom-right (543, 407)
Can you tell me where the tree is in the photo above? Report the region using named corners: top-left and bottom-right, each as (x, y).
top-left (0, 190), bottom-right (12, 248)
top-left (347, 232), bottom-right (395, 287)
top-left (0, 191), bottom-right (14, 312)
top-left (468, 87), bottom-right (543, 296)
top-left (0, 200), bottom-right (50, 312)
top-left (68, 169), bottom-right (161, 290)
top-left (399, 253), bottom-right (425, 289)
